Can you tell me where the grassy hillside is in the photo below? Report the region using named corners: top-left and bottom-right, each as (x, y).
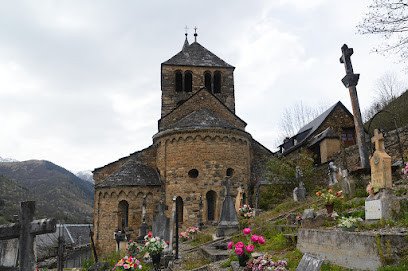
top-left (0, 160), bottom-right (94, 224)
top-left (365, 89), bottom-right (408, 134)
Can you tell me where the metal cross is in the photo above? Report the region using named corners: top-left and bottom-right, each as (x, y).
top-left (184, 26), bottom-right (189, 34)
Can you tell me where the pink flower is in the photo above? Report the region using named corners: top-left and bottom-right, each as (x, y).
top-left (258, 236), bottom-right (265, 244)
top-left (243, 228), bottom-right (251, 235)
top-left (251, 234), bottom-right (259, 243)
top-left (235, 247), bottom-right (244, 256)
top-left (245, 244), bottom-right (255, 252)
top-left (228, 242), bottom-right (234, 249)
top-left (235, 241), bottom-right (244, 248)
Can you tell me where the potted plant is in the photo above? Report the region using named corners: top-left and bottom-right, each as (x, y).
top-left (186, 226), bottom-right (199, 239)
top-left (246, 253), bottom-right (288, 270)
top-left (179, 231), bottom-right (190, 241)
top-left (143, 232), bottom-right (168, 268)
top-left (238, 204), bottom-right (254, 228)
top-left (112, 256), bottom-right (143, 270)
top-left (316, 189), bottom-right (344, 214)
top-left (227, 228), bottom-right (266, 267)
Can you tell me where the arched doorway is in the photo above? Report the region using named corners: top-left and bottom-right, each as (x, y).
top-left (118, 200), bottom-right (129, 231)
top-left (206, 190), bottom-right (217, 221)
top-left (176, 196), bottom-right (183, 224)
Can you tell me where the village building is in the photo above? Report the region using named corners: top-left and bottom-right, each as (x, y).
top-left (92, 35), bottom-right (272, 255)
top-left (278, 101), bottom-right (356, 164)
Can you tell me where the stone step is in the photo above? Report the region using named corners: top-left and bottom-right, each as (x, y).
top-left (200, 245), bottom-right (231, 262)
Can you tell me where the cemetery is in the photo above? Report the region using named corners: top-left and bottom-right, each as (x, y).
top-left (1, 12), bottom-right (408, 271)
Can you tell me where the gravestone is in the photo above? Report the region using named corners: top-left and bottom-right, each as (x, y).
top-left (328, 162), bottom-right (339, 186)
top-left (0, 201), bottom-right (56, 271)
top-left (216, 177), bottom-right (239, 237)
top-left (138, 195), bottom-right (149, 240)
top-left (370, 129), bottom-right (392, 188)
top-left (234, 185), bottom-right (244, 213)
top-left (296, 253), bottom-right (324, 271)
top-left (340, 169), bottom-right (355, 197)
top-left (152, 201), bottom-right (170, 242)
top-left (164, 196), bottom-right (177, 256)
top-left (0, 239), bottom-right (18, 269)
top-left (293, 167), bottom-right (306, 202)
top-left (366, 129), bottom-right (399, 220)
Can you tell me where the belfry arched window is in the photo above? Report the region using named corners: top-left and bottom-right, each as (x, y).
top-left (213, 71), bottom-right (221, 93)
top-left (204, 71), bottom-right (212, 91)
top-left (175, 71), bottom-right (183, 92)
top-left (184, 71), bottom-right (193, 92)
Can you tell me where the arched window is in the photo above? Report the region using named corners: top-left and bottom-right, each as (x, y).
top-left (175, 71), bottom-right (183, 92)
top-left (176, 196), bottom-right (183, 224)
top-left (206, 190), bottom-right (217, 221)
top-left (204, 72), bottom-right (212, 91)
top-left (213, 71), bottom-right (221, 93)
top-left (118, 200), bottom-right (129, 231)
top-left (184, 71), bottom-right (193, 92)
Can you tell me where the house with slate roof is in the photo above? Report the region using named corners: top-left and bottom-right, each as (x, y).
top-left (92, 34), bottom-right (273, 255)
top-left (278, 101), bottom-right (356, 164)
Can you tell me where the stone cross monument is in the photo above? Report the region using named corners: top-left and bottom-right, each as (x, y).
top-left (370, 129), bottom-right (392, 188)
top-left (216, 177), bottom-right (239, 237)
top-left (340, 44), bottom-right (370, 169)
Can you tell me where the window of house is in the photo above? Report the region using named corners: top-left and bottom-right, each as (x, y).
top-left (342, 128), bottom-right (356, 146)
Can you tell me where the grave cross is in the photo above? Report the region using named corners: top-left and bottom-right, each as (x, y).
top-left (223, 177), bottom-right (232, 197)
top-left (0, 201), bottom-right (56, 271)
top-left (372, 129), bottom-right (385, 151)
top-left (339, 44), bottom-right (370, 169)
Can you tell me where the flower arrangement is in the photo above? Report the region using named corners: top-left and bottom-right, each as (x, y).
top-left (246, 253), bottom-right (288, 270)
top-left (126, 240), bottom-right (142, 256)
top-left (179, 231), bottom-right (190, 241)
top-left (296, 215), bottom-right (302, 225)
top-left (227, 228), bottom-right (265, 257)
top-left (112, 256), bottom-right (143, 270)
top-left (316, 189), bottom-right (344, 204)
top-left (402, 160), bottom-right (408, 179)
top-left (186, 226), bottom-right (199, 234)
top-left (239, 204), bottom-right (254, 218)
top-left (338, 216), bottom-right (358, 228)
top-left (143, 232), bottom-right (167, 254)
top-left (366, 182), bottom-right (379, 196)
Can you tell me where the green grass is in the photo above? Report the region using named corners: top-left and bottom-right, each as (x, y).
top-left (377, 258), bottom-right (408, 271)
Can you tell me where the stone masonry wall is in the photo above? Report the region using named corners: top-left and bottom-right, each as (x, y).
top-left (94, 186), bottom-right (162, 255)
top-left (154, 128), bottom-right (252, 226)
top-left (161, 65), bottom-right (235, 117)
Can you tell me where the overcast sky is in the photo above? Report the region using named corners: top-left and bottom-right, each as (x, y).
top-left (0, 0), bottom-right (406, 173)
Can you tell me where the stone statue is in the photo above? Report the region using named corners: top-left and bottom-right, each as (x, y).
top-left (328, 162), bottom-right (339, 186)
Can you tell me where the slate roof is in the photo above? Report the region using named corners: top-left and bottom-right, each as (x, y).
top-left (96, 159), bottom-right (160, 188)
top-left (36, 224), bottom-right (92, 260)
top-left (279, 101), bottom-right (353, 154)
top-left (162, 42), bottom-right (234, 68)
top-left (171, 108), bottom-right (236, 129)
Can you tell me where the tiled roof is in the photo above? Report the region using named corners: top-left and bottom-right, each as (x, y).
top-left (96, 160), bottom-right (160, 188)
top-left (171, 108), bottom-right (236, 129)
top-left (162, 42), bottom-right (234, 68)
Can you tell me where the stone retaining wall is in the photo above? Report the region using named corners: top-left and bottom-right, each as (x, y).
top-left (297, 229), bottom-right (408, 270)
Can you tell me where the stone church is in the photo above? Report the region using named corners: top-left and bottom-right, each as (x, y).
top-left (92, 34), bottom-right (272, 254)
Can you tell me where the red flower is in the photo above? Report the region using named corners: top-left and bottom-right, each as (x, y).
top-left (147, 232), bottom-right (152, 238)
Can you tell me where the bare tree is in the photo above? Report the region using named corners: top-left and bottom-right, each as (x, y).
top-left (363, 71), bottom-right (404, 121)
top-left (278, 102), bottom-right (328, 139)
top-left (357, 0), bottom-right (408, 61)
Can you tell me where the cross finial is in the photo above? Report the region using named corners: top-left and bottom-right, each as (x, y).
top-left (185, 26), bottom-right (189, 36)
top-left (224, 177), bottom-right (232, 197)
top-left (194, 26), bottom-right (198, 42)
top-left (372, 129), bottom-right (385, 151)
